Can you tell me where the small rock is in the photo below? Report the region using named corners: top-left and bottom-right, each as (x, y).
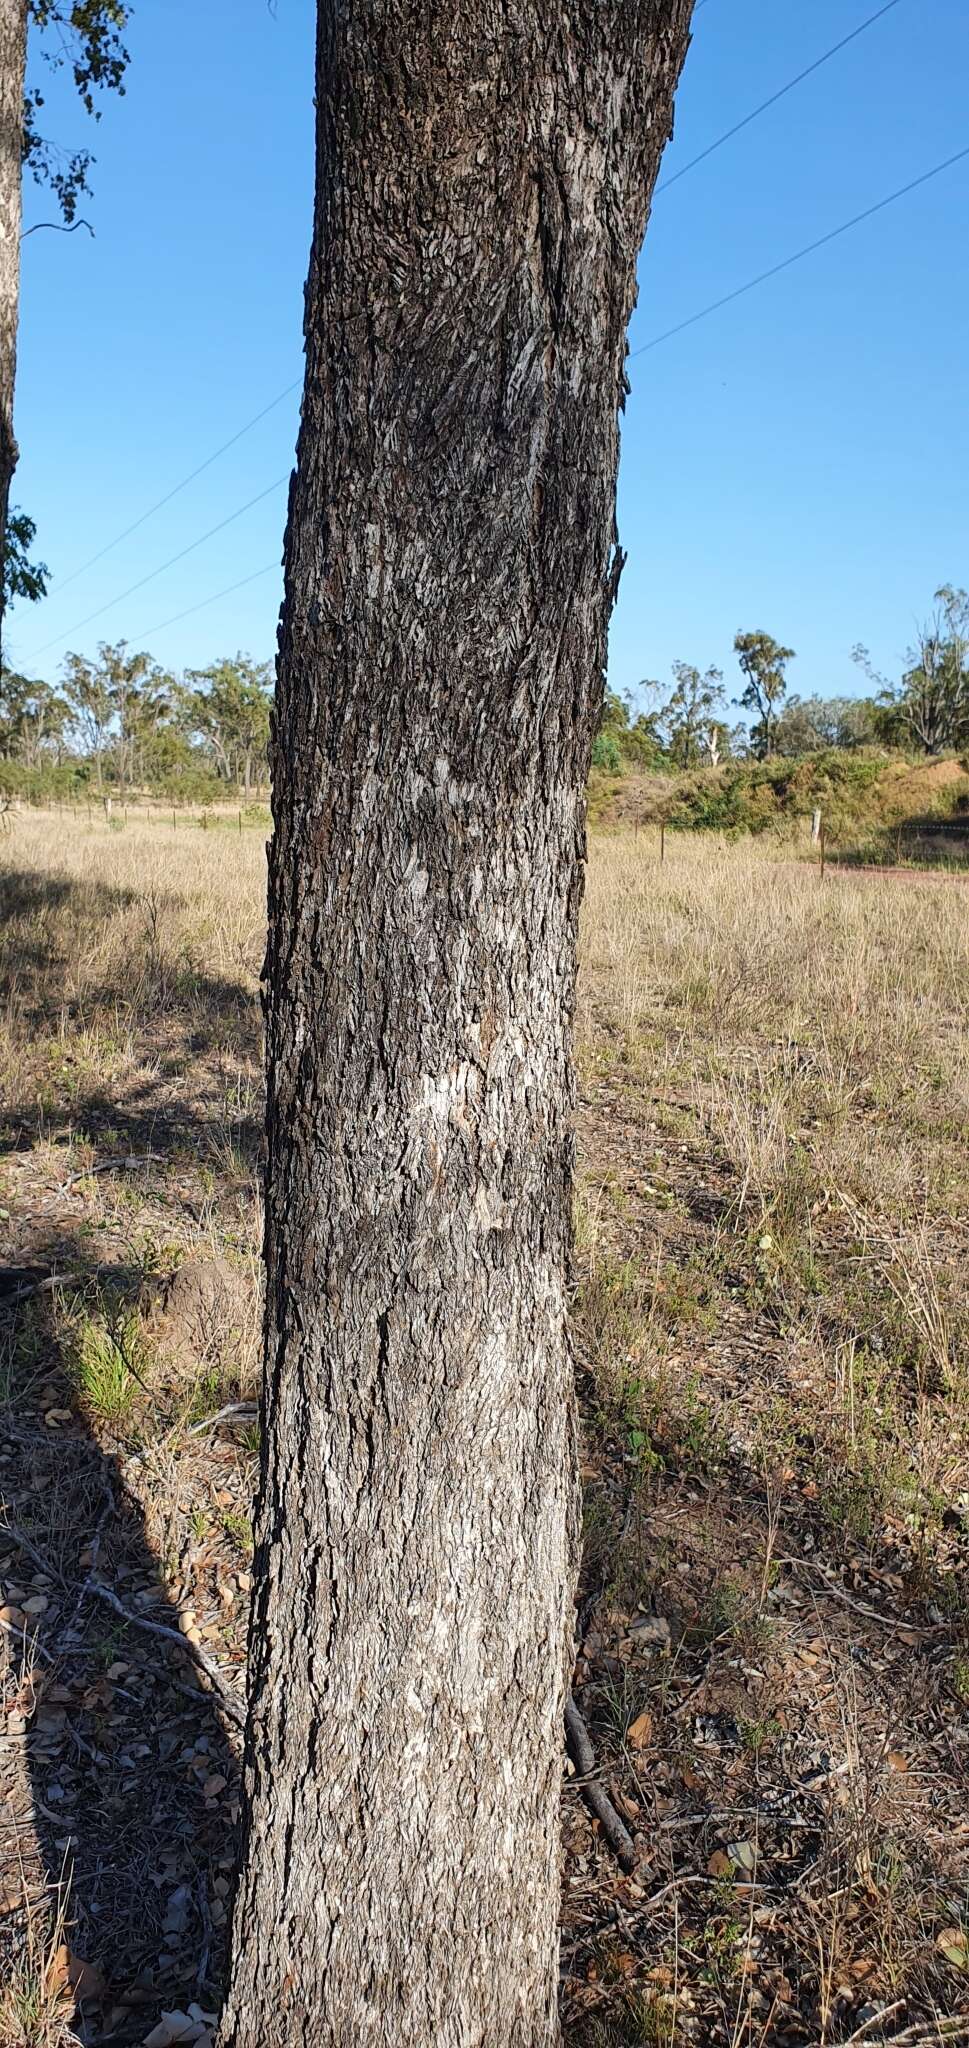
top-left (629, 1613), bottom-right (671, 1651)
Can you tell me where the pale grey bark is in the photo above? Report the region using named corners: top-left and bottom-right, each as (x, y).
top-left (0, 0), bottom-right (27, 659)
top-left (221, 4), bottom-right (694, 2043)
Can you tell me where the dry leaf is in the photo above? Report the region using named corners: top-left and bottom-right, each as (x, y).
top-left (143, 2011), bottom-right (207, 2048)
top-left (68, 1949), bottom-right (108, 2003)
top-left (936, 1927), bottom-right (968, 1969)
top-left (707, 1849), bottom-right (733, 1878)
top-left (627, 1712), bottom-right (653, 1751)
top-left (887, 1751), bottom-right (908, 1773)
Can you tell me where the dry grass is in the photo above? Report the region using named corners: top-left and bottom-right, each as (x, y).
top-left (0, 809), bottom-right (967, 2046)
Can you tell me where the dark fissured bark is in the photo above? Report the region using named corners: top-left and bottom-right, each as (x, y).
top-left (0, 0), bottom-right (27, 659)
top-left (221, 4), bottom-right (694, 2042)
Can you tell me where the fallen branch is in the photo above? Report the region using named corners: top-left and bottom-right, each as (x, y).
top-left (2, 1520), bottom-right (68, 1586)
top-left (845, 2021), bottom-right (969, 2048)
top-left (0, 1270), bottom-right (81, 1305)
top-left (80, 1580), bottom-right (246, 1729)
top-left (777, 1555), bottom-right (941, 1636)
top-left (564, 1696), bottom-right (637, 1872)
top-left (187, 1401), bottom-right (259, 1436)
top-left (3, 1517), bottom-right (245, 1728)
top-left (62, 1152), bottom-right (162, 1193)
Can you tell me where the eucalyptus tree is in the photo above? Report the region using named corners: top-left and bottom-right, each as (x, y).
top-left (220, 4), bottom-right (696, 2043)
top-left (0, 1), bottom-right (130, 654)
top-left (734, 628), bottom-right (796, 758)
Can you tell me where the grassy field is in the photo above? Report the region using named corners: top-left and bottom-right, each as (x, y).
top-left (1, 812), bottom-right (967, 2047)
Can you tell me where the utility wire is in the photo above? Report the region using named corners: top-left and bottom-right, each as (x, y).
top-left (32, 142), bottom-right (966, 655)
top-left (658, 0), bottom-right (904, 193)
top-left (631, 141), bottom-right (969, 357)
top-left (29, 475), bottom-right (289, 658)
top-left (53, 379), bottom-right (300, 594)
top-left (130, 562), bottom-right (279, 643)
top-left (26, 1), bottom-right (898, 643)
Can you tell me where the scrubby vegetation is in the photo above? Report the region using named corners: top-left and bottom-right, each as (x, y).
top-left (0, 813), bottom-right (966, 2046)
top-left (589, 586), bottom-right (969, 863)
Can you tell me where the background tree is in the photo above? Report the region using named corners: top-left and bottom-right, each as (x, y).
top-left (218, 3), bottom-right (695, 2043)
top-left (182, 654), bottom-right (272, 794)
top-left (593, 686), bottom-right (664, 772)
top-left (1, 503), bottom-right (48, 610)
top-left (734, 629), bottom-right (796, 758)
top-left (1, 1), bottom-right (130, 656)
top-left (658, 659), bottom-right (726, 766)
top-left (0, 664), bottom-right (65, 762)
top-left (854, 586), bottom-right (969, 756)
top-left (61, 638), bottom-right (152, 790)
top-left (770, 693), bottom-right (882, 755)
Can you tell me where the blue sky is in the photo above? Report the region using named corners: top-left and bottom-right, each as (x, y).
top-left (9, 0), bottom-right (969, 712)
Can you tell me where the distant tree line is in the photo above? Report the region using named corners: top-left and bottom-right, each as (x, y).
top-left (4, 585), bottom-right (967, 802)
top-left (0, 640), bottom-right (272, 798)
top-left (595, 586), bottom-right (969, 775)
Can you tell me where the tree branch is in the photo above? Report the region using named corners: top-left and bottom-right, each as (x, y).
top-left (564, 1696), bottom-right (637, 1872)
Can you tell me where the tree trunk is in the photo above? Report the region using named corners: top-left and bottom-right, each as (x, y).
top-left (221, 4), bottom-right (693, 2043)
top-left (0, 0), bottom-right (26, 662)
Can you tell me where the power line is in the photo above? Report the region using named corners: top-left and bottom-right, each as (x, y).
top-left (130, 562), bottom-right (279, 644)
top-left (658, 0), bottom-right (904, 194)
top-left (53, 379), bottom-right (300, 594)
top-left (631, 141), bottom-right (969, 357)
top-left (29, 475), bottom-right (288, 658)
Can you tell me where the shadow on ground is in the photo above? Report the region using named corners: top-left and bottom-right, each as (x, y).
top-left (1, 1246), bottom-right (246, 2040)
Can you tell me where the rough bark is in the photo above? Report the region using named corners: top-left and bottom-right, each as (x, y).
top-left (0, 0), bottom-right (26, 661)
top-left (221, 4), bottom-right (694, 2044)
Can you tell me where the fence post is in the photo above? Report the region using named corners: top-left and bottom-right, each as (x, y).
top-left (819, 819), bottom-right (826, 882)
top-left (811, 808), bottom-right (822, 844)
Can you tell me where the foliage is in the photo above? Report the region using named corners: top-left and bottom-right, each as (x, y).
top-left (0, 636), bottom-right (276, 798)
top-left (0, 669), bottom-right (67, 765)
top-left (61, 640), bottom-right (168, 792)
top-left (596, 688), bottom-right (665, 771)
top-left (653, 660), bottom-right (730, 767)
top-left (23, 1), bottom-right (131, 224)
top-left (773, 692), bottom-right (881, 754)
top-left (733, 629), bottom-right (796, 758)
top-left (591, 729), bottom-right (622, 773)
top-left (1, 509), bottom-right (49, 610)
top-left (855, 585), bottom-right (969, 756)
top-left (180, 655), bottom-right (273, 794)
top-left (656, 749), bottom-right (908, 839)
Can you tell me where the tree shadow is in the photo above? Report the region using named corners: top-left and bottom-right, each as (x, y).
top-left (0, 1088), bottom-right (263, 1172)
top-left (0, 862), bottom-right (262, 1064)
top-left (0, 1241), bottom-right (248, 2039)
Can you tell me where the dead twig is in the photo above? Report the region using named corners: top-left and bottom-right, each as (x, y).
top-left (839, 2004), bottom-right (907, 2044)
top-left (0, 1270), bottom-right (81, 1305)
top-left (187, 1401), bottom-right (258, 1436)
top-left (564, 1696), bottom-right (637, 1872)
top-left (777, 1556), bottom-right (941, 1636)
top-left (61, 1152), bottom-right (162, 1193)
top-left (0, 1616), bottom-right (53, 1659)
top-left (2, 1520), bottom-right (68, 1587)
top-left (81, 1579), bottom-right (246, 1728)
top-left (844, 2020), bottom-right (969, 2048)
